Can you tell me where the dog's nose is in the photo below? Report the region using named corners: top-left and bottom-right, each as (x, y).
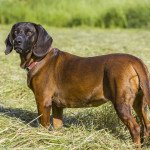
top-left (15, 36), bottom-right (23, 45)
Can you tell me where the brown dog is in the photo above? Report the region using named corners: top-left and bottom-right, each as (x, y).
top-left (5, 22), bottom-right (150, 148)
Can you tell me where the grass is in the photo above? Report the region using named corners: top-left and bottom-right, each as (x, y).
top-left (0, 25), bottom-right (150, 149)
top-left (0, 0), bottom-right (150, 28)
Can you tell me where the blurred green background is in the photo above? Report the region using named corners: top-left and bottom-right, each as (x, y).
top-left (0, 0), bottom-right (150, 28)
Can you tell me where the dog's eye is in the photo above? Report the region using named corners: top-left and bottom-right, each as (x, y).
top-left (14, 30), bottom-right (18, 35)
top-left (26, 31), bottom-right (32, 36)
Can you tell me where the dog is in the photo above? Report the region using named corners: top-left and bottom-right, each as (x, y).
top-left (5, 22), bottom-right (150, 148)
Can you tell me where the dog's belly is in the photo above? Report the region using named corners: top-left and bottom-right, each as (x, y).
top-left (52, 94), bottom-right (109, 108)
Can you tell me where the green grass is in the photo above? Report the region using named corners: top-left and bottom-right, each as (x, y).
top-left (0, 0), bottom-right (150, 28)
top-left (1, 25), bottom-right (150, 149)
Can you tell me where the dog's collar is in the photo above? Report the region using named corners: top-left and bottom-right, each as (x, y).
top-left (26, 47), bottom-right (54, 72)
top-left (26, 61), bottom-right (38, 72)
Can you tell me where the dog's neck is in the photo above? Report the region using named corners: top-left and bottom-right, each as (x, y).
top-left (25, 47), bottom-right (57, 88)
top-left (20, 47), bottom-right (54, 72)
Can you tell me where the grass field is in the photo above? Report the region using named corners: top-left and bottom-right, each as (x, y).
top-left (1, 25), bottom-right (150, 149)
top-left (0, 0), bottom-right (150, 28)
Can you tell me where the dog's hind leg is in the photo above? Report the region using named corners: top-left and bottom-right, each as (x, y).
top-left (133, 93), bottom-right (150, 143)
top-left (111, 79), bottom-right (141, 148)
top-left (114, 101), bottom-right (141, 148)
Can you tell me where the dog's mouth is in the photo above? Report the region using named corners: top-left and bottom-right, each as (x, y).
top-left (14, 46), bottom-right (23, 54)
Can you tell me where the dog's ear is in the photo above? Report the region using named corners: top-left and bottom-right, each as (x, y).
top-left (5, 32), bottom-right (13, 55)
top-left (33, 24), bottom-right (53, 57)
top-left (5, 23), bottom-right (18, 55)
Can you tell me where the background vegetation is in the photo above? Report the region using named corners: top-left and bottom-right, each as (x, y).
top-left (0, 0), bottom-right (150, 28)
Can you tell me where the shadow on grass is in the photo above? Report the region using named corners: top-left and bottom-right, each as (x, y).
top-left (0, 104), bottom-right (130, 141)
top-left (1, 105), bottom-right (150, 149)
top-left (63, 108), bottom-right (129, 141)
top-left (0, 105), bottom-right (38, 127)
top-left (4, 103), bottom-right (149, 146)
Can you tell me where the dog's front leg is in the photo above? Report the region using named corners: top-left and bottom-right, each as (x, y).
top-left (35, 96), bottom-right (52, 129)
top-left (52, 102), bottom-right (63, 129)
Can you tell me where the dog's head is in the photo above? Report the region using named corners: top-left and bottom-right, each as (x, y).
top-left (5, 22), bottom-right (53, 58)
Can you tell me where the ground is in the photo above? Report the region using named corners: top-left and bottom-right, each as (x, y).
top-left (0, 25), bottom-right (150, 149)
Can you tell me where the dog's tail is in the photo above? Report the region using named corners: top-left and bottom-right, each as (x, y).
top-left (132, 56), bottom-right (150, 107)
